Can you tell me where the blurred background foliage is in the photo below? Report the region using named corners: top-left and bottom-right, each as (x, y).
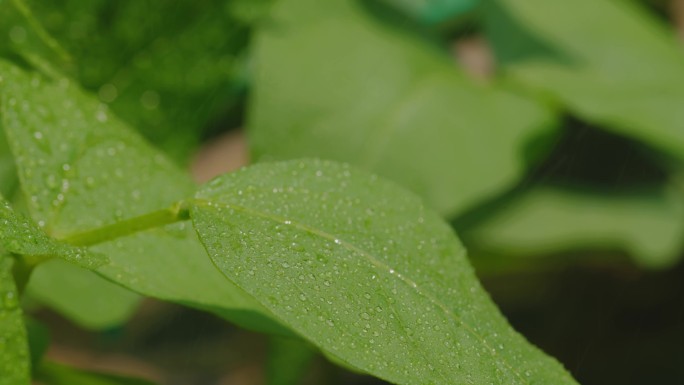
top-left (1, 0), bottom-right (684, 384)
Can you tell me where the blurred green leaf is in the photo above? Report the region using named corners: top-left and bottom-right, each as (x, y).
top-left (0, 0), bottom-right (73, 78)
top-left (464, 185), bottom-right (684, 269)
top-left (0, 255), bottom-right (30, 385)
top-left (267, 337), bottom-right (316, 385)
top-left (26, 260), bottom-right (141, 330)
top-left (190, 159), bottom-right (577, 385)
top-left (248, 0), bottom-right (556, 218)
top-left (17, 0), bottom-right (252, 162)
top-left (24, 317), bottom-right (50, 370)
top-left (36, 361), bottom-right (156, 385)
top-left (380, 0), bottom-right (479, 24)
top-left (0, 61), bottom-right (286, 334)
top-left (485, 0), bottom-right (684, 160)
top-left (0, 125), bottom-right (17, 199)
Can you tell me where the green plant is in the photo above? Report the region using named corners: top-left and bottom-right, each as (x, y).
top-left (2, 0), bottom-right (684, 384)
top-left (0, 59), bottom-right (576, 384)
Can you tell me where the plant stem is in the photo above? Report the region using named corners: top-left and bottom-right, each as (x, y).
top-left (60, 201), bottom-right (191, 247)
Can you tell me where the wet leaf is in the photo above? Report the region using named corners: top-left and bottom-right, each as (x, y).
top-left (0, 195), bottom-right (105, 269)
top-left (0, 61), bottom-right (285, 334)
top-left (464, 185), bottom-right (684, 269)
top-left (485, 0), bottom-right (684, 159)
top-left (248, 0), bottom-right (556, 218)
top-left (190, 159), bottom-right (577, 385)
top-left (0, 255), bottom-right (30, 385)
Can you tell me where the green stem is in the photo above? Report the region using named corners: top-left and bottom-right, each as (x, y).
top-left (60, 201), bottom-right (191, 247)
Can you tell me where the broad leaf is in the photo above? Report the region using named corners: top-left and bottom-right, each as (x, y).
top-left (485, 0), bottom-right (684, 159)
top-left (0, 254), bottom-right (30, 385)
top-left (248, 0), bottom-right (556, 218)
top-left (0, 61), bottom-right (286, 334)
top-left (0, 195), bottom-right (105, 269)
top-left (463, 185), bottom-right (684, 269)
top-left (190, 159), bottom-right (577, 385)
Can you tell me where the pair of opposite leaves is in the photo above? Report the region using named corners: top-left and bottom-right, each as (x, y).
top-left (0, 61), bottom-right (577, 384)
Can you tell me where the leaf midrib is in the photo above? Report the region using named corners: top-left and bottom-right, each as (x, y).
top-left (192, 198), bottom-right (530, 384)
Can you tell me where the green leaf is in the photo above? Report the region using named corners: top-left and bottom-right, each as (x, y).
top-left (267, 337), bottom-right (316, 385)
top-left (0, 254), bottom-right (30, 385)
top-left (190, 159), bottom-right (577, 385)
top-left (26, 259), bottom-right (141, 330)
top-left (0, 61), bottom-right (286, 334)
top-left (248, 0), bottom-right (556, 218)
top-left (463, 185), bottom-right (684, 269)
top-left (0, 0), bottom-right (72, 78)
top-left (36, 361), bottom-right (156, 385)
top-left (381, 0), bottom-right (479, 24)
top-left (0, 195), bottom-right (105, 269)
top-left (485, 0), bottom-right (684, 160)
top-left (25, 317), bottom-right (49, 370)
top-left (0, 125), bottom-right (17, 198)
top-left (16, 0), bottom-right (251, 162)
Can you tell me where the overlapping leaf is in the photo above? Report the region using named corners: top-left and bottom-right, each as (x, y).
top-left (191, 159), bottom-right (577, 385)
top-left (0, 195), bottom-right (104, 269)
top-left (485, 0), bottom-right (684, 159)
top-left (248, 0), bottom-right (556, 218)
top-left (0, 61), bottom-right (285, 334)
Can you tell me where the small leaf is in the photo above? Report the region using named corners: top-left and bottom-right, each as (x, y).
top-left (0, 195), bottom-right (106, 269)
top-left (0, 254), bottom-right (30, 385)
top-left (485, 0), bottom-right (684, 159)
top-left (36, 361), bottom-right (156, 385)
top-left (248, 0), bottom-right (556, 218)
top-left (464, 185), bottom-right (684, 269)
top-left (190, 159), bottom-right (577, 385)
top-left (0, 61), bottom-right (285, 334)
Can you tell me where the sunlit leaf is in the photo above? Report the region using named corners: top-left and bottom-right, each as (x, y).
top-left (191, 159), bottom-right (577, 385)
top-left (248, 0), bottom-right (556, 218)
top-left (0, 254), bottom-right (30, 385)
top-left (485, 0), bottom-right (684, 159)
